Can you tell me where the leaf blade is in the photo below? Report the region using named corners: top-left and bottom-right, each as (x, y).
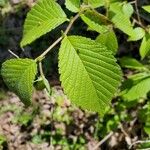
top-left (1, 59), bottom-right (37, 106)
top-left (21, 0), bottom-right (67, 47)
top-left (65, 0), bottom-right (80, 12)
top-left (59, 36), bottom-right (121, 114)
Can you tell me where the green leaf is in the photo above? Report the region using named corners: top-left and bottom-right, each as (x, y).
top-left (108, 2), bottom-right (133, 35)
top-left (83, 0), bottom-right (104, 8)
top-left (128, 27), bottom-right (145, 41)
top-left (0, 0), bottom-right (6, 7)
top-left (21, 0), bottom-right (67, 47)
top-left (96, 30), bottom-right (118, 54)
top-left (65, 0), bottom-right (80, 12)
top-left (140, 33), bottom-right (150, 59)
top-left (121, 73), bottom-right (150, 101)
top-left (119, 57), bottom-right (146, 70)
top-left (80, 9), bottom-right (110, 34)
top-left (58, 36), bottom-right (121, 114)
top-left (1, 59), bottom-right (37, 106)
top-left (122, 2), bottom-right (134, 18)
top-left (142, 5), bottom-right (150, 13)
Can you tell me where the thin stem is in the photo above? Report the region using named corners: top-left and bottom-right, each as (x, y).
top-left (39, 62), bottom-right (44, 77)
top-left (129, 1), bottom-right (136, 4)
top-left (92, 131), bottom-right (114, 150)
top-left (135, 0), bottom-right (142, 24)
top-left (36, 13), bottom-right (80, 62)
top-left (132, 17), bottom-right (149, 32)
top-left (129, 140), bottom-right (150, 149)
top-left (8, 49), bottom-right (19, 58)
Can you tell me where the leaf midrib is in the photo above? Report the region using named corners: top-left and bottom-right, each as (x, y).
top-left (67, 37), bottom-right (108, 106)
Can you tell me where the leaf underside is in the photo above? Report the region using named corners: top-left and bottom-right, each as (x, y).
top-left (59, 36), bottom-right (122, 114)
top-left (1, 59), bottom-right (37, 106)
top-left (21, 0), bottom-right (67, 47)
top-left (121, 75), bottom-right (150, 101)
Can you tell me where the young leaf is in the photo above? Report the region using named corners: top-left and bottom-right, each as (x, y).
top-left (120, 57), bottom-right (146, 70)
top-left (1, 59), bottom-right (37, 106)
top-left (142, 5), bottom-right (150, 13)
top-left (122, 2), bottom-right (134, 18)
top-left (108, 2), bottom-right (133, 35)
top-left (128, 27), bottom-right (145, 41)
top-left (121, 75), bottom-right (150, 101)
top-left (58, 36), bottom-right (122, 114)
top-left (65, 0), bottom-right (80, 12)
top-left (21, 0), bottom-right (67, 47)
top-left (140, 33), bottom-right (150, 59)
top-left (80, 9), bottom-right (110, 34)
top-left (96, 30), bottom-right (118, 54)
top-left (83, 0), bottom-right (104, 8)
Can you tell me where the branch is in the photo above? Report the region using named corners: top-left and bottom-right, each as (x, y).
top-left (8, 49), bottom-right (19, 58)
top-left (135, 0), bottom-right (141, 24)
top-left (129, 140), bottom-right (150, 149)
top-left (36, 13), bottom-right (80, 62)
top-left (92, 131), bottom-right (114, 150)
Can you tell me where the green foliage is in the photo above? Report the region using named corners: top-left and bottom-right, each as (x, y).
top-left (122, 2), bottom-right (134, 18)
top-left (81, 9), bottom-right (110, 34)
top-left (21, 0), bottom-right (68, 47)
top-left (34, 76), bottom-right (51, 95)
top-left (1, 59), bottom-right (37, 106)
top-left (83, 0), bottom-right (104, 8)
top-left (59, 35), bottom-right (121, 114)
top-left (121, 73), bottom-right (150, 101)
top-left (65, 0), bottom-right (80, 12)
top-left (2, 0), bottom-right (150, 116)
top-left (128, 27), bottom-right (145, 41)
top-left (96, 29), bottom-right (118, 54)
top-left (142, 5), bottom-right (150, 13)
top-left (119, 57), bottom-right (146, 70)
top-left (0, 0), bottom-right (7, 7)
top-left (140, 33), bottom-right (150, 59)
top-left (108, 2), bottom-right (133, 36)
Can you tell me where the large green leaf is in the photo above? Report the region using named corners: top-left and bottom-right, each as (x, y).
top-left (1, 59), bottom-right (37, 106)
top-left (108, 2), bottom-right (133, 35)
top-left (80, 9), bottom-right (110, 34)
top-left (58, 36), bottom-right (121, 114)
top-left (21, 0), bottom-right (67, 47)
top-left (65, 0), bottom-right (80, 12)
top-left (96, 30), bottom-right (118, 54)
top-left (140, 33), bottom-right (150, 59)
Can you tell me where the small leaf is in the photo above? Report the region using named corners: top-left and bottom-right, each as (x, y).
top-left (120, 57), bottom-right (146, 70)
top-left (122, 2), bottom-right (134, 18)
top-left (1, 59), bottom-right (37, 106)
top-left (142, 5), bottom-right (150, 13)
top-left (96, 30), bottom-right (118, 54)
top-left (109, 2), bottom-right (133, 35)
top-left (83, 0), bottom-right (104, 8)
top-left (21, 0), bottom-right (67, 47)
top-left (81, 9), bottom-right (110, 34)
top-left (65, 0), bottom-right (80, 12)
top-left (128, 27), bottom-right (145, 41)
top-left (34, 76), bottom-right (51, 95)
top-left (123, 76), bottom-right (150, 100)
top-left (140, 33), bottom-right (150, 59)
top-left (59, 36), bottom-right (121, 114)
